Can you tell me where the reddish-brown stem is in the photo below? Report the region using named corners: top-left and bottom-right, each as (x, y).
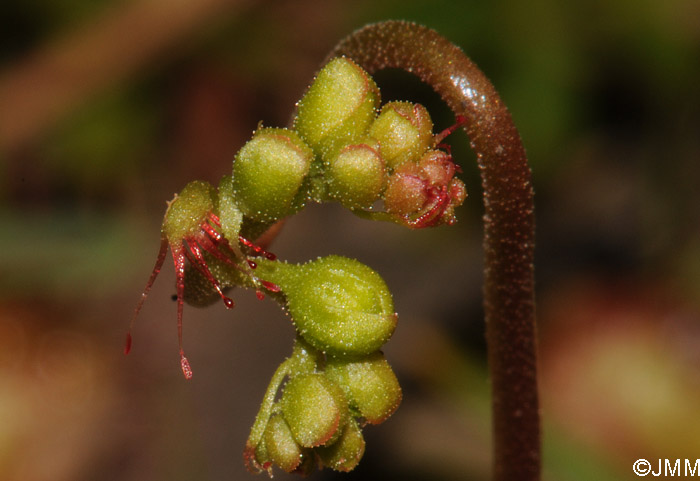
top-left (332, 21), bottom-right (539, 481)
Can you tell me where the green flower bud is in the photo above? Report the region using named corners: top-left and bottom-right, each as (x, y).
top-left (244, 343), bottom-right (321, 475)
top-left (281, 373), bottom-right (349, 448)
top-left (316, 418), bottom-right (366, 472)
top-left (294, 57), bottom-right (380, 159)
top-left (232, 127), bottom-right (313, 222)
top-left (368, 101), bottom-right (434, 169)
top-left (325, 352), bottom-right (402, 425)
top-left (263, 255), bottom-right (397, 357)
top-left (262, 414), bottom-right (304, 473)
top-left (326, 140), bottom-right (386, 209)
top-left (162, 180), bottom-right (216, 242)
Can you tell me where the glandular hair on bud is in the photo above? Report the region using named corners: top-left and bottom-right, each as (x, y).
top-left (368, 101), bottom-right (434, 169)
top-left (326, 140), bottom-right (386, 209)
top-left (294, 57), bottom-right (380, 159)
top-left (232, 127), bottom-right (313, 223)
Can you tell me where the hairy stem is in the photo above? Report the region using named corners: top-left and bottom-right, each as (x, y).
top-left (331, 21), bottom-right (539, 481)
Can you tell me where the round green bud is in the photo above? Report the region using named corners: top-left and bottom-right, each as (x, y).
top-left (294, 57), bottom-right (380, 159)
top-left (162, 180), bottom-right (216, 242)
top-left (281, 373), bottom-right (349, 448)
top-left (368, 101), bottom-right (434, 169)
top-left (316, 418), bottom-right (365, 472)
top-left (232, 127), bottom-right (313, 222)
top-left (270, 255), bottom-right (397, 357)
top-left (262, 414), bottom-right (304, 473)
top-left (325, 352), bottom-right (402, 425)
top-left (326, 140), bottom-right (386, 209)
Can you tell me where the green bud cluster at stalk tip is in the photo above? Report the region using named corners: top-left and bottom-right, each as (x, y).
top-left (291, 56), bottom-right (466, 226)
top-left (130, 53), bottom-right (468, 476)
top-left (241, 256), bottom-right (401, 475)
top-left (244, 332), bottom-right (401, 475)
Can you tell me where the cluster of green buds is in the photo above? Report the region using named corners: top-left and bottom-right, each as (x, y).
top-left (294, 57), bottom-right (466, 227)
top-left (243, 256), bottom-right (401, 474)
top-left (127, 55), bottom-right (466, 474)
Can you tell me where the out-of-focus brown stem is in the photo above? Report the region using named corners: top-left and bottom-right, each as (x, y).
top-left (331, 21), bottom-right (539, 481)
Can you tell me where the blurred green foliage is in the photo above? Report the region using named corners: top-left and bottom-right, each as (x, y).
top-left (43, 87), bottom-right (160, 194)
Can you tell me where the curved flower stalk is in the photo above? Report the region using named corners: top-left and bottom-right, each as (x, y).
top-left (332, 21), bottom-right (539, 481)
top-left (126, 20), bottom-right (537, 480)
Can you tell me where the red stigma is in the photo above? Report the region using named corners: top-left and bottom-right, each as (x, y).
top-left (180, 352), bottom-right (193, 380)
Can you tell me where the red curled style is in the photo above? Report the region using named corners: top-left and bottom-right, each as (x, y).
top-left (331, 21), bottom-right (539, 481)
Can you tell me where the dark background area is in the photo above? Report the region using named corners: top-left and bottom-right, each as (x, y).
top-left (1, 1), bottom-right (699, 480)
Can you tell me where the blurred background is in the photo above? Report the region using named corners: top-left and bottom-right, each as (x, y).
top-left (1, 0), bottom-right (699, 480)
